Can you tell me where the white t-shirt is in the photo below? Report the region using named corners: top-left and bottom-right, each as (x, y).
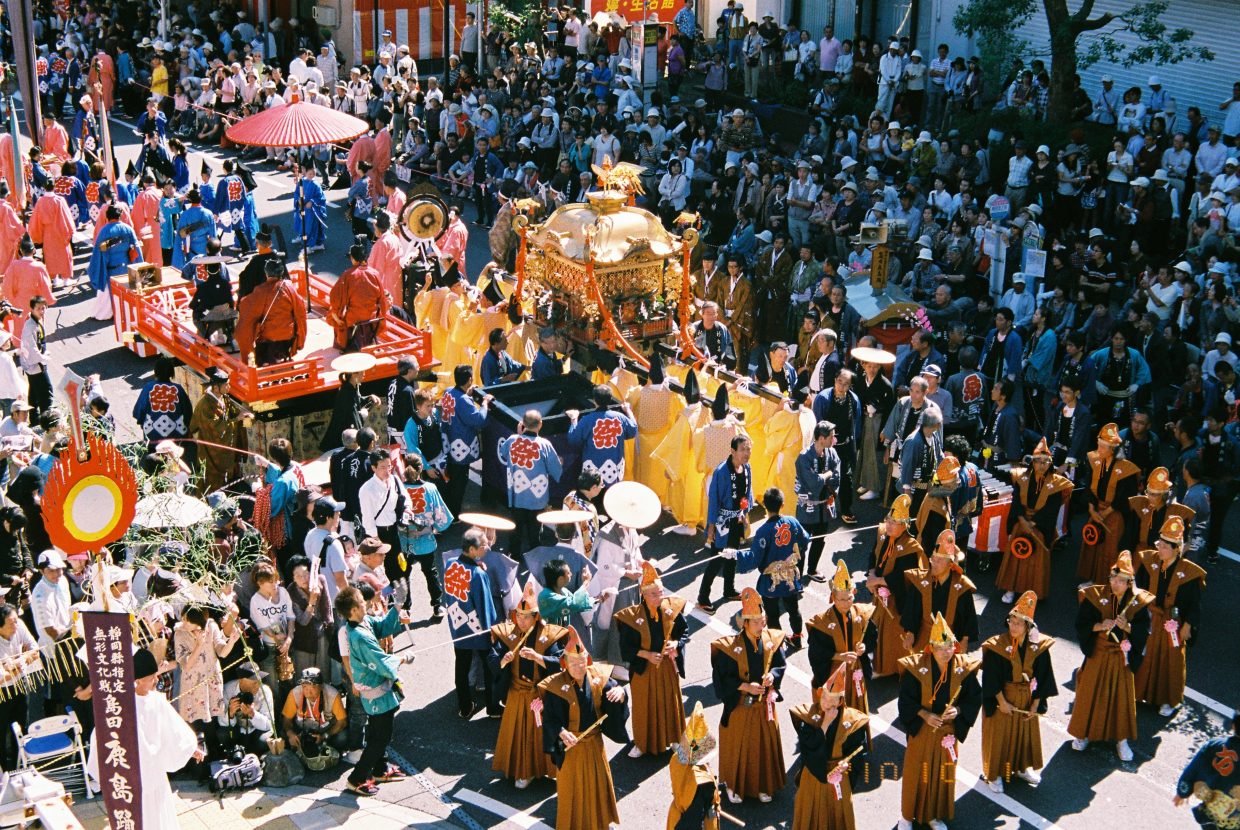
top-left (249, 587), bottom-right (296, 644)
top-left (30, 577), bottom-right (71, 648)
top-left (0, 619), bottom-right (37, 688)
top-left (305, 527), bottom-right (349, 603)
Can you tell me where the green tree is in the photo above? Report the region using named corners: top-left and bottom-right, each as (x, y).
top-left (953, 0), bottom-right (1213, 123)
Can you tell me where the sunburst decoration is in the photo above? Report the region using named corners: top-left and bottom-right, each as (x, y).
top-left (43, 435), bottom-right (139, 554)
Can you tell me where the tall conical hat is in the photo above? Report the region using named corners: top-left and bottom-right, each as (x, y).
top-left (928, 612), bottom-right (957, 647)
top-left (934, 456), bottom-right (960, 483)
top-left (1159, 514), bottom-right (1185, 545)
top-left (1010, 590), bottom-right (1038, 624)
top-left (737, 587), bottom-right (764, 620)
top-left (560, 625), bottom-right (591, 665)
top-left (1111, 550), bottom-right (1135, 578)
top-left (1147, 466), bottom-right (1172, 494)
top-left (887, 493), bottom-right (912, 523)
top-left (823, 661), bottom-right (848, 699)
top-left (639, 560), bottom-right (661, 590)
top-left (682, 369), bottom-right (700, 405)
top-left (648, 351), bottom-right (665, 385)
top-left (711, 384), bottom-right (730, 420)
top-left (932, 529), bottom-right (959, 559)
top-left (830, 558), bottom-right (854, 594)
top-left (515, 575), bottom-right (539, 615)
top-left (1031, 436), bottom-right (1052, 459)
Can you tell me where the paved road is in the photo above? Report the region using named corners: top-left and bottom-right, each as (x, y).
top-left (43, 116), bottom-right (1239, 829)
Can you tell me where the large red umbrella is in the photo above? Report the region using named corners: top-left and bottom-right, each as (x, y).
top-left (225, 101), bottom-right (369, 147)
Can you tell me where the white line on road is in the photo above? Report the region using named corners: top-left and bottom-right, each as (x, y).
top-left (455, 789), bottom-right (555, 830)
top-left (686, 607), bottom-right (1067, 830)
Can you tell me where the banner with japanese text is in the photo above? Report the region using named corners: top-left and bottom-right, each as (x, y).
top-left (590, 0), bottom-right (681, 25)
top-left (84, 612), bottom-right (143, 830)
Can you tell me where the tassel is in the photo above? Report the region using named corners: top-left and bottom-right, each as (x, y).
top-left (852, 669), bottom-right (864, 697)
top-left (828, 768), bottom-right (843, 800)
top-left (941, 734), bottom-right (957, 763)
top-left (530, 697), bottom-right (543, 728)
top-left (765, 689), bottom-right (775, 722)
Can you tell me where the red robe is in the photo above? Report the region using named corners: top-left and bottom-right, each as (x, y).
top-left (328, 264), bottom-right (388, 349)
top-left (369, 128), bottom-right (392, 195)
top-left (4, 257), bottom-right (55, 321)
top-left (89, 53), bottom-right (116, 110)
top-left (366, 230), bottom-right (405, 305)
top-left (28, 193), bottom-right (75, 280)
top-left (130, 186), bottom-right (163, 266)
top-left (0, 135), bottom-right (19, 210)
top-left (437, 215), bottom-right (469, 276)
top-left (43, 123), bottom-right (70, 162)
top-left (0, 200), bottom-right (24, 275)
top-left (346, 135), bottom-right (376, 182)
top-left (386, 187), bottom-right (406, 222)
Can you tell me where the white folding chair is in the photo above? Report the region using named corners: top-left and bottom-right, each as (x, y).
top-left (12, 711), bottom-right (95, 799)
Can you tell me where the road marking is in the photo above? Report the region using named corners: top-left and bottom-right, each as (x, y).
top-left (687, 607), bottom-right (1067, 829)
top-left (385, 747), bottom-right (487, 830)
top-left (455, 789), bottom-right (555, 830)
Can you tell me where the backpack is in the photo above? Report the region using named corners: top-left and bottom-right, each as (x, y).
top-left (209, 752), bottom-right (263, 793)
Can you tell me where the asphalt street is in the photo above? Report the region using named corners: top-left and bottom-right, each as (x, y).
top-left (38, 115), bottom-right (1239, 829)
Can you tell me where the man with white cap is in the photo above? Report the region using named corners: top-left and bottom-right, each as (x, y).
top-left (1091, 74), bottom-right (1119, 126)
top-left (29, 550), bottom-right (70, 650)
top-left (741, 21), bottom-right (762, 98)
top-left (1147, 75), bottom-right (1173, 130)
top-left (876, 39), bottom-right (902, 117)
top-left (720, 107), bottom-right (755, 168)
top-left (1000, 273), bottom-right (1036, 331)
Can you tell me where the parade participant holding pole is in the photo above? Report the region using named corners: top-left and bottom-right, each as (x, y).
top-left (901, 529), bottom-right (979, 654)
top-left (615, 561), bottom-right (688, 758)
top-left (997, 438), bottom-right (1073, 602)
top-left (790, 662), bottom-right (870, 830)
top-left (795, 420), bottom-right (841, 581)
top-left (1077, 422), bottom-right (1141, 588)
top-left (726, 487), bottom-right (812, 649)
top-left (808, 559), bottom-right (877, 715)
top-left (86, 203), bottom-right (142, 321)
top-left (538, 625), bottom-right (630, 830)
top-left (896, 613), bottom-right (982, 830)
top-left (488, 577), bottom-right (568, 789)
top-left (865, 494), bottom-right (925, 676)
top-left (1068, 550), bottom-right (1153, 762)
top-left (915, 455), bottom-right (959, 554)
top-left (1134, 515), bottom-right (1206, 717)
top-left (710, 587), bottom-right (786, 805)
top-left (980, 591), bottom-right (1057, 793)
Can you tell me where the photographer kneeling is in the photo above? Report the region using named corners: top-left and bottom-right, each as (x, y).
top-left (281, 668), bottom-right (348, 769)
top-left (217, 664), bottom-right (276, 757)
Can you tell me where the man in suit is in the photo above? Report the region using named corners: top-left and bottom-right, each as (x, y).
top-left (720, 254), bottom-right (755, 371)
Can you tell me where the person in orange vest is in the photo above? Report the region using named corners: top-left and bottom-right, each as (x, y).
top-left (236, 258), bottom-right (307, 366)
top-left (328, 242), bottom-right (389, 352)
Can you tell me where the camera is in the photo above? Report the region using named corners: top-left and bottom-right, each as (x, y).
top-left (236, 691), bottom-right (254, 706)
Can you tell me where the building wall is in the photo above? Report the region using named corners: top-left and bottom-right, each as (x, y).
top-left (930, 0), bottom-right (1233, 128)
top-left (297, 0), bottom-right (469, 68)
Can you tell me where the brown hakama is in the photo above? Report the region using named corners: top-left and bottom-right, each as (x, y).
top-left (492, 681), bottom-right (556, 781)
top-left (719, 700), bottom-right (786, 799)
top-left (555, 732), bottom-right (619, 830)
top-left (1068, 637), bottom-right (1137, 742)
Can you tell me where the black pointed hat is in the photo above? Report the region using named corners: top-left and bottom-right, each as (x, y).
top-left (711, 384), bottom-right (730, 420)
top-left (682, 368), bottom-right (700, 405)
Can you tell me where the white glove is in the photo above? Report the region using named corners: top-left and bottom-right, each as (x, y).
top-left (866, 404), bottom-right (877, 417)
top-left (719, 548), bottom-right (738, 560)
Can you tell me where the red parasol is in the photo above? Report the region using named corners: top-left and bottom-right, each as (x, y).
top-left (225, 102), bottom-right (369, 148)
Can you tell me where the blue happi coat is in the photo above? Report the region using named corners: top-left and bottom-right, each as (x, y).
top-left (442, 554), bottom-right (497, 651)
top-left (400, 479), bottom-right (453, 556)
top-left (498, 433), bottom-right (562, 510)
top-left (735, 514), bottom-right (811, 598)
top-left (178, 204), bottom-right (216, 259)
top-left (568, 410), bottom-right (636, 486)
top-left (214, 173), bottom-right (259, 244)
top-left (440, 387), bottom-right (488, 465)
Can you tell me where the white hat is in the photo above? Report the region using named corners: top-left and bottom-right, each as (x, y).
top-left (1130, 176), bottom-right (1150, 188)
top-left (621, 106), bottom-right (634, 116)
top-left (1088, 227), bottom-right (1105, 238)
top-left (1148, 75), bottom-right (1162, 86)
top-left (731, 108), bottom-right (746, 118)
top-left (1173, 261), bottom-right (1193, 274)
top-left (646, 107), bottom-right (660, 118)
top-left (865, 170), bottom-right (881, 182)
top-left (38, 550), bottom-right (65, 569)
top-left (1152, 168), bottom-right (1170, 182)
top-left (887, 120), bottom-right (901, 131)
top-left (263, 80), bottom-right (276, 89)
top-left (448, 103), bottom-right (461, 114)
top-left (1209, 191), bottom-right (1226, 202)
top-left (917, 248), bottom-right (933, 261)
top-left (1226, 158), bottom-right (1238, 167)
top-left (911, 49), bottom-right (922, 58)
top-left (811, 155), bottom-right (824, 165)
top-left (755, 230), bottom-right (773, 243)
top-left (1210, 263), bottom-right (1229, 275)
top-left (138, 37), bottom-right (152, 47)
top-left (746, 162), bottom-right (759, 175)
top-left (106, 565), bottom-right (134, 586)
top-left (1024, 203), bottom-right (1043, 217)
top-left (841, 181), bottom-right (858, 193)
top-left (1012, 272), bottom-right (1027, 284)
top-left (1217, 331), bottom-right (1233, 345)
top-left (839, 155), bottom-right (857, 169)
top-left (619, 58), bottom-right (632, 69)
top-left (1101, 74), bottom-right (1113, 83)
top-left (1036, 144), bottom-right (1050, 156)
top-left (517, 136), bottom-right (532, 147)
top-left (724, 161), bottom-right (738, 170)
top-left (541, 107), bottom-right (554, 117)
top-left (917, 131), bottom-right (932, 143)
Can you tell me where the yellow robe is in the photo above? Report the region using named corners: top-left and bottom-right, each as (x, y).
top-left (652, 403), bottom-right (711, 528)
top-left (414, 287), bottom-right (470, 380)
top-left (693, 417), bottom-right (748, 528)
top-left (452, 304), bottom-right (510, 380)
top-left (732, 386), bottom-right (782, 496)
top-left (507, 320), bottom-right (541, 368)
top-left (627, 382), bottom-right (677, 502)
top-left (763, 406), bottom-right (813, 515)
